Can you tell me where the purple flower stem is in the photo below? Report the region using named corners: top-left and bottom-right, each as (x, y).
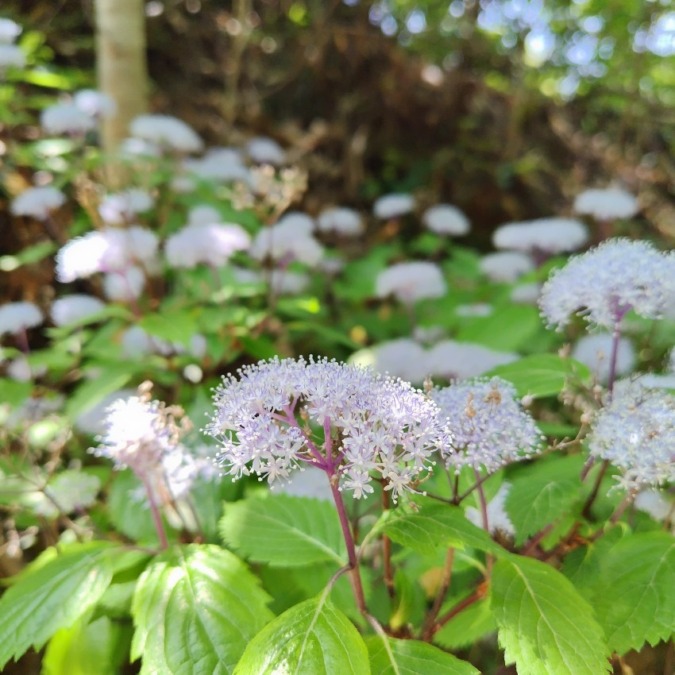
top-left (329, 478), bottom-right (367, 615)
top-left (141, 477), bottom-right (169, 550)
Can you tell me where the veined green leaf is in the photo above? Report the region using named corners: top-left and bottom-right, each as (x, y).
top-left (234, 595), bottom-right (369, 674)
top-left (0, 543), bottom-right (120, 670)
top-left (219, 494), bottom-right (346, 567)
top-left (589, 533), bottom-right (675, 655)
top-left (505, 455), bottom-right (585, 545)
top-left (131, 544), bottom-right (273, 675)
top-left (491, 555), bottom-right (610, 675)
top-left (380, 502), bottom-right (504, 557)
top-left (486, 354), bottom-right (590, 398)
top-left (366, 636), bottom-right (479, 674)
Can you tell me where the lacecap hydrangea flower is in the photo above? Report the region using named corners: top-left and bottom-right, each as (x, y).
top-left (588, 380), bottom-right (674, 490)
top-left (205, 357), bottom-right (454, 501)
top-left (539, 238), bottom-right (675, 330)
top-left (129, 114), bottom-right (204, 154)
top-left (432, 377), bottom-right (542, 473)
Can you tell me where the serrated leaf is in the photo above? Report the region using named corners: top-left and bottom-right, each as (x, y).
top-left (219, 494), bottom-right (346, 567)
top-left (591, 533), bottom-right (675, 655)
top-left (366, 636), bottom-right (479, 674)
top-left (505, 455), bottom-right (584, 545)
top-left (380, 502), bottom-right (504, 557)
top-left (0, 543), bottom-right (118, 670)
top-left (487, 354), bottom-right (590, 398)
top-left (491, 556), bottom-right (610, 675)
top-left (43, 615), bottom-right (128, 675)
top-left (234, 595), bottom-right (369, 674)
top-left (131, 544), bottom-right (273, 675)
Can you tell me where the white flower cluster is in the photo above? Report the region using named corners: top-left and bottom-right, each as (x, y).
top-left (376, 261), bottom-right (447, 304)
top-left (0, 17), bottom-right (25, 71)
top-left (245, 136), bottom-right (287, 165)
top-left (432, 377), bottom-right (542, 473)
top-left (423, 204), bottom-right (470, 236)
top-left (0, 301), bottom-right (43, 336)
top-left (130, 114), bottom-right (204, 154)
top-left (588, 381), bottom-right (674, 490)
top-left (93, 387), bottom-right (198, 504)
top-left (316, 207), bottom-right (364, 237)
top-left (539, 238), bottom-right (675, 330)
top-left (99, 189), bottom-right (154, 225)
top-left (11, 186), bottom-right (66, 220)
top-left (51, 294), bottom-right (106, 326)
top-left (250, 213), bottom-right (323, 266)
top-left (363, 338), bottom-right (517, 384)
top-left (206, 357), bottom-right (454, 500)
top-left (572, 332), bottom-right (635, 384)
top-left (165, 208), bottom-right (251, 269)
top-left (479, 251), bottom-right (534, 283)
top-left (574, 187), bottom-right (639, 221)
top-left (55, 226), bottom-right (158, 283)
top-left (493, 217), bottom-right (589, 255)
top-left (183, 147), bottom-right (250, 184)
top-left (373, 193), bottom-right (415, 219)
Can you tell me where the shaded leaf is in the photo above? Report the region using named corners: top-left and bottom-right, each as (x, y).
top-left (380, 502), bottom-right (504, 557)
top-left (219, 494), bottom-right (346, 567)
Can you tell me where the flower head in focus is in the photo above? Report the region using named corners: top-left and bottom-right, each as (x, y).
top-left (588, 380), bottom-right (674, 490)
top-left (432, 377), bottom-right (542, 473)
top-left (539, 238), bottom-right (675, 330)
top-left (205, 357), bottom-right (453, 501)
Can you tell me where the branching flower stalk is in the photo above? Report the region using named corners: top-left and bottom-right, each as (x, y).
top-left (205, 356), bottom-right (454, 615)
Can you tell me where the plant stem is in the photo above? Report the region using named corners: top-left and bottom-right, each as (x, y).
top-left (421, 547), bottom-right (455, 641)
top-left (431, 585), bottom-right (487, 637)
top-left (381, 488), bottom-right (395, 600)
top-left (581, 459), bottom-right (609, 520)
top-left (330, 480), bottom-right (367, 615)
top-left (142, 478), bottom-right (169, 550)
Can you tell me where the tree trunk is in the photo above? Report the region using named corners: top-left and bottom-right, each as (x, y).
top-left (95, 0), bottom-right (148, 156)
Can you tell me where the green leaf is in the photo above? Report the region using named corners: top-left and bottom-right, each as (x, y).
top-left (0, 543), bottom-right (118, 670)
top-left (590, 533), bottom-right (675, 655)
top-left (435, 598), bottom-right (497, 650)
top-left (65, 367), bottom-right (135, 420)
top-left (505, 455), bottom-right (584, 545)
top-left (107, 470), bottom-right (163, 544)
top-left (234, 595), bottom-right (369, 674)
top-left (491, 556), bottom-right (610, 675)
top-left (0, 379), bottom-right (33, 406)
top-left (139, 308), bottom-right (199, 347)
top-left (0, 241), bottom-right (56, 271)
top-left (131, 544), bottom-right (273, 675)
top-left (219, 494), bottom-right (347, 567)
top-left (367, 636), bottom-right (479, 674)
top-left (487, 354), bottom-right (590, 398)
top-left (456, 305), bottom-right (541, 351)
top-left (43, 615), bottom-right (129, 675)
top-left (380, 502), bottom-right (504, 557)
